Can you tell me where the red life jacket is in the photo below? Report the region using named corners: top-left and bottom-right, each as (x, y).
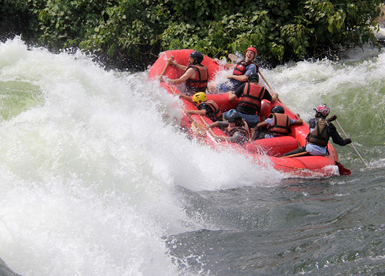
top-left (199, 100), bottom-right (223, 122)
top-left (268, 113), bottom-right (291, 137)
top-left (307, 118), bottom-right (329, 147)
top-left (186, 64), bottom-right (209, 92)
top-left (238, 83), bottom-right (266, 113)
top-left (233, 60), bottom-right (258, 76)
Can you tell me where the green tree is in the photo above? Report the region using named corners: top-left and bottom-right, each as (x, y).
top-left (0, 0), bottom-right (383, 69)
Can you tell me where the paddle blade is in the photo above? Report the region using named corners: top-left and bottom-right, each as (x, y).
top-left (228, 54), bottom-right (239, 63)
top-left (336, 162), bottom-right (351, 175)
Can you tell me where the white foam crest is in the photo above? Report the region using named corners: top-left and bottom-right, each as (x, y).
top-left (0, 38), bottom-right (287, 275)
top-left (0, 38), bottom-right (186, 275)
top-left (261, 48), bottom-right (385, 122)
top-left (0, 177), bottom-right (177, 276)
top-left (0, 37), bottom-right (30, 69)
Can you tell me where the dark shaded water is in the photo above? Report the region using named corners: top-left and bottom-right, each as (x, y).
top-left (169, 168), bottom-right (385, 275)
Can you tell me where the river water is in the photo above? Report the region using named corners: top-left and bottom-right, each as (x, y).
top-left (0, 37), bottom-right (384, 275)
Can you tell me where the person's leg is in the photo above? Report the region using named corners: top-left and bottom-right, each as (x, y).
top-left (212, 83), bottom-right (233, 94)
top-left (239, 113), bottom-right (259, 128)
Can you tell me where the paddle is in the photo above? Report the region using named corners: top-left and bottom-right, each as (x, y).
top-left (228, 53), bottom-right (238, 64)
top-left (183, 109), bottom-right (207, 134)
top-left (168, 85), bottom-right (177, 96)
top-left (258, 71), bottom-right (272, 91)
top-left (256, 70), bottom-right (288, 105)
top-left (191, 121), bottom-right (206, 138)
top-left (335, 162), bottom-right (351, 175)
top-left (160, 55), bottom-right (173, 79)
top-left (282, 151), bottom-right (309, 158)
top-left (199, 115), bottom-right (222, 142)
top-left (334, 119), bottom-right (368, 167)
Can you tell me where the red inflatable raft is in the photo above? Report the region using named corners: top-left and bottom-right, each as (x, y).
top-left (148, 49), bottom-right (348, 178)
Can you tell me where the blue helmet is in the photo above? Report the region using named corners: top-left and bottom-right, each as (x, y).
top-left (227, 111), bottom-right (243, 123)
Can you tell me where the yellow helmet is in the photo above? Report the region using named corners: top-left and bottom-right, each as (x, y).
top-left (192, 92), bottom-right (207, 104)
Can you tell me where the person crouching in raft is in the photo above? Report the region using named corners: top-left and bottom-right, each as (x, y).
top-left (209, 46), bottom-right (259, 94)
top-left (282, 104), bottom-right (352, 157)
top-left (253, 105), bottom-right (303, 140)
top-left (180, 92), bottom-right (223, 122)
top-left (207, 111), bottom-right (249, 145)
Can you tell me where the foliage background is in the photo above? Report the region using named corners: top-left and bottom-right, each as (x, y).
top-left (0, 0), bottom-right (383, 70)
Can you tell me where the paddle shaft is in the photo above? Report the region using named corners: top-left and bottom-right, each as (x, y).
top-left (282, 151), bottom-right (309, 158)
top-left (335, 120), bottom-right (368, 167)
top-left (199, 115), bottom-right (224, 142)
top-left (258, 70), bottom-right (286, 104)
top-left (160, 55), bottom-right (173, 77)
top-left (258, 71), bottom-right (272, 91)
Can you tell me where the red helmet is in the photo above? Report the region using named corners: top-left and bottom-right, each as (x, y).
top-left (246, 47), bottom-right (257, 59)
top-left (314, 104), bottom-right (330, 117)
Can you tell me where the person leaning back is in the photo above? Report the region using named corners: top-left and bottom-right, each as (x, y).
top-left (210, 47), bottom-right (259, 93)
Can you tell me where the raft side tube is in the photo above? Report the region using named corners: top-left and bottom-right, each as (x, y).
top-left (245, 136), bottom-right (300, 157)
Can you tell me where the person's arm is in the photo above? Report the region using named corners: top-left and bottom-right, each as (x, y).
top-left (228, 92), bottom-right (237, 102)
top-left (244, 64), bottom-right (257, 78)
top-left (169, 58), bottom-right (187, 71)
top-left (227, 74), bottom-right (248, 83)
top-left (328, 123), bottom-right (352, 146)
top-left (256, 116), bottom-right (272, 129)
top-left (168, 68), bottom-right (195, 85)
top-left (185, 109), bottom-right (207, 116)
top-left (179, 94), bottom-right (193, 103)
top-left (291, 114), bottom-right (303, 125)
top-left (256, 121), bottom-right (268, 129)
top-left (207, 121), bottom-right (231, 141)
top-left (213, 58), bottom-right (234, 70)
top-left (229, 83), bottom-right (245, 101)
top-left (262, 88), bottom-right (278, 104)
top-left (207, 121), bottom-right (219, 129)
top-left (270, 91), bottom-right (278, 103)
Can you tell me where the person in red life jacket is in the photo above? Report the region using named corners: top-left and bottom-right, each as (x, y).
top-left (209, 47), bottom-right (259, 93)
top-left (224, 72), bottom-right (278, 129)
top-left (282, 104), bottom-right (352, 157)
top-left (252, 105), bottom-right (303, 140)
top-left (207, 111), bottom-right (249, 145)
top-left (160, 51), bottom-right (209, 96)
top-left (179, 92), bottom-right (223, 122)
